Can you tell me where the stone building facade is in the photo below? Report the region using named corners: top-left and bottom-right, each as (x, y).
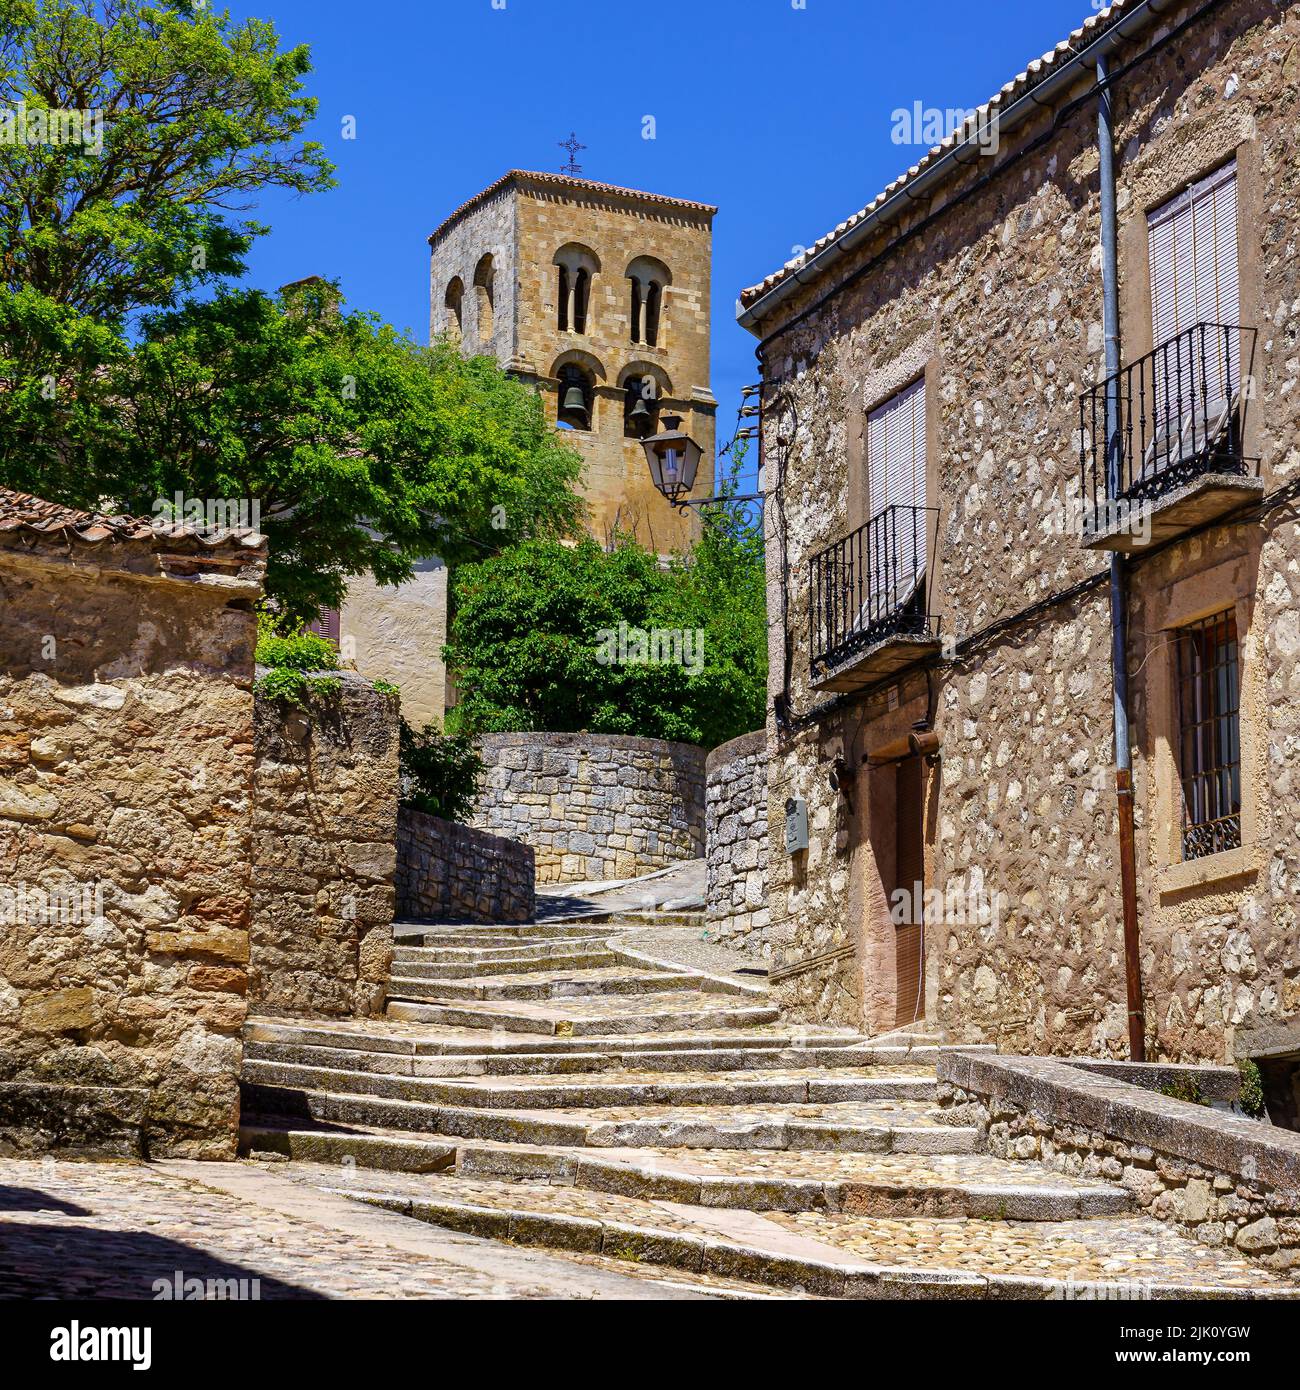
top-left (339, 559), bottom-right (448, 731)
top-left (739, 0), bottom-right (1300, 1081)
top-left (428, 170), bottom-right (717, 553)
top-left (0, 490), bottom-right (266, 1158)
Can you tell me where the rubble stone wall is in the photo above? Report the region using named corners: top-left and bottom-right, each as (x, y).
top-left (473, 732), bottom-right (705, 884)
top-left (249, 675), bottom-right (398, 1021)
top-left (938, 1052), bottom-right (1300, 1277)
top-left (397, 809), bottom-right (535, 924)
top-left (0, 526), bottom-right (264, 1159)
top-left (705, 731), bottom-right (771, 959)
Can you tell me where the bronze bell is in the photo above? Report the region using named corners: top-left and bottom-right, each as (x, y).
top-left (628, 396), bottom-right (653, 428)
top-left (561, 384), bottom-right (589, 425)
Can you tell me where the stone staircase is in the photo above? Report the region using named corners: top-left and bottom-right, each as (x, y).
top-left (239, 911), bottom-right (1296, 1299)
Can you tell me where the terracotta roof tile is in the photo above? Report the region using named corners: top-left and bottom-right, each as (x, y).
top-left (0, 487), bottom-right (266, 551)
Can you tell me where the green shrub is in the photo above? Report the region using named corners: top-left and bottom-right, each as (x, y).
top-left (255, 613), bottom-right (341, 707)
top-left (399, 720), bottom-right (485, 824)
top-left (255, 615), bottom-right (340, 673)
top-left (1159, 1076), bottom-right (1208, 1107)
top-left (1238, 1059), bottom-right (1266, 1119)
top-left (444, 504), bottom-right (767, 748)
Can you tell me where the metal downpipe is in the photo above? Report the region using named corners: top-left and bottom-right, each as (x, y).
top-left (1098, 54), bottom-right (1146, 1062)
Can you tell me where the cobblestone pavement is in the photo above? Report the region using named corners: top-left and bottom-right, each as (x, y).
top-left (763, 1212), bottom-right (1283, 1290)
top-left (0, 1158), bottom-right (774, 1300)
top-left (234, 901), bottom-right (1300, 1299)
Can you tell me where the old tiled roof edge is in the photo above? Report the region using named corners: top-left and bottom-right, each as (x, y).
top-left (0, 487), bottom-right (266, 552)
top-left (738, 0), bottom-right (1145, 315)
top-left (428, 170), bottom-right (717, 245)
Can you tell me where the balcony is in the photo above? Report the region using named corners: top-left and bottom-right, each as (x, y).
top-left (1079, 322), bottom-right (1261, 552)
top-left (809, 505), bottom-right (941, 692)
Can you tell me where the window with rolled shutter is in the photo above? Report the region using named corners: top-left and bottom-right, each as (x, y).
top-left (865, 379), bottom-right (927, 610)
top-left (309, 606), bottom-right (341, 646)
top-left (867, 377), bottom-right (926, 516)
top-left (1147, 162), bottom-right (1240, 467)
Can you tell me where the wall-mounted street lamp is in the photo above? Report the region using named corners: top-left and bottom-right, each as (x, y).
top-left (641, 413), bottom-right (765, 513)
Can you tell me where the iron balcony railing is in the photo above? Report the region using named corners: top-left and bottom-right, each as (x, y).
top-left (809, 504), bottom-right (940, 677)
top-left (1080, 321), bottom-right (1256, 530)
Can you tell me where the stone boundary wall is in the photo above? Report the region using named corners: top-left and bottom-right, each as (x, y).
top-left (473, 733), bottom-right (705, 885)
top-left (249, 674), bottom-right (398, 1021)
top-left (0, 501), bottom-right (265, 1159)
top-left (705, 730), bottom-right (770, 959)
top-left (937, 1052), bottom-right (1300, 1277)
top-left (397, 809), bottom-right (535, 924)
top-left (1066, 1058), bottom-right (1241, 1105)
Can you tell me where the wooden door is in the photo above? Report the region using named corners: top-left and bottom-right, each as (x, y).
top-left (894, 756), bottom-right (926, 1028)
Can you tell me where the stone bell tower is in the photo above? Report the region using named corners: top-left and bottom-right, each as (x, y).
top-left (428, 169), bottom-right (717, 551)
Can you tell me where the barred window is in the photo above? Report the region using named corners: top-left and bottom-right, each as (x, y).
top-left (1175, 608), bottom-right (1241, 861)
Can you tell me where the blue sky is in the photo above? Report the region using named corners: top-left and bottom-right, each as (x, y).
top-left (233, 0), bottom-right (1098, 483)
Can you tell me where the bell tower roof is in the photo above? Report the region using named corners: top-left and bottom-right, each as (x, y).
top-left (428, 170), bottom-right (716, 247)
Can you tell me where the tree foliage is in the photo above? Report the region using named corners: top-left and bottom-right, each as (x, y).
top-left (0, 0), bottom-right (335, 499)
top-left (0, 0), bottom-right (332, 322)
top-left (0, 4), bottom-right (587, 618)
top-left (81, 283), bottom-right (585, 620)
top-left (446, 491), bottom-right (767, 749)
top-left (399, 720), bottom-right (485, 825)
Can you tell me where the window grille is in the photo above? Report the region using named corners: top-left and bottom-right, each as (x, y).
top-left (1175, 608), bottom-right (1241, 860)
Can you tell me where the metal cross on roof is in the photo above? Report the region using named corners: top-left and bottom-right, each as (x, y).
top-left (558, 132), bottom-right (587, 176)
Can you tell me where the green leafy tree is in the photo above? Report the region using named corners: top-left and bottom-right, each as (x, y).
top-left (86, 283), bottom-right (585, 621)
top-left (0, 0), bottom-right (334, 499)
top-left (399, 720), bottom-right (485, 824)
top-left (446, 488), bottom-right (767, 749)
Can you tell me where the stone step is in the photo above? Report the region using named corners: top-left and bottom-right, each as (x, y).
top-left (393, 933), bottom-right (613, 953)
top-left (314, 1170), bottom-right (1293, 1299)
top-left (242, 1038), bottom-right (935, 1078)
top-left (386, 968), bottom-right (702, 1003)
top-left (241, 1123), bottom-right (1052, 1216)
top-left (240, 1059), bottom-right (937, 1110)
top-left (384, 997), bottom-right (782, 1036)
top-left (238, 1123), bottom-right (457, 1173)
top-left (395, 923), bottom-right (620, 946)
top-left (392, 941), bottom-right (612, 964)
top-left (244, 1120), bottom-right (1064, 1216)
top-left (244, 1017), bottom-right (865, 1056)
top-left (389, 952), bottom-right (620, 980)
top-left (240, 1084), bottom-right (976, 1153)
top-left (450, 1142), bottom-right (1134, 1220)
top-left (617, 911), bottom-right (708, 927)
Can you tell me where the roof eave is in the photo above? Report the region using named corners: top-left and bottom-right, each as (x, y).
top-left (428, 170), bottom-right (717, 247)
top-left (737, 0), bottom-right (1171, 338)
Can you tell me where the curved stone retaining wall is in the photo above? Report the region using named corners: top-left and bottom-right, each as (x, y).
top-left (398, 808), bottom-right (535, 924)
top-left (705, 730), bottom-right (770, 959)
top-left (473, 733), bottom-right (706, 885)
